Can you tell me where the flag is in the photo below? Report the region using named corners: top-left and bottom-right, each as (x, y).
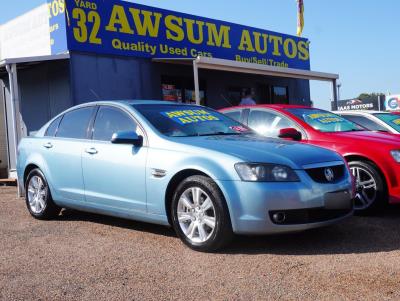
top-left (297, 0), bottom-right (304, 36)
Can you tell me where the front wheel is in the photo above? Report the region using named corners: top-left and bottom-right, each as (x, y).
top-left (25, 168), bottom-right (61, 220)
top-left (348, 160), bottom-right (388, 214)
top-left (171, 175), bottom-right (233, 252)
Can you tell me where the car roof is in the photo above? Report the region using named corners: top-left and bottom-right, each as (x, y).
top-left (221, 104), bottom-right (313, 110)
top-left (97, 100), bottom-right (179, 106)
top-left (333, 110), bottom-right (383, 114)
top-left (55, 100), bottom-right (198, 117)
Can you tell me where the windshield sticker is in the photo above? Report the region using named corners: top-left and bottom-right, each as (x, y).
top-left (161, 109), bottom-right (220, 125)
top-left (306, 113), bottom-right (346, 124)
top-left (392, 118), bottom-right (400, 125)
top-left (229, 125), bottom-right (249, 133)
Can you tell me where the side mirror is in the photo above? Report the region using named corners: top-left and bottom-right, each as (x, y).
top-left (111, 131), bottom-right (143, 147)
top-left (278, 128), bottom-right (302, 141)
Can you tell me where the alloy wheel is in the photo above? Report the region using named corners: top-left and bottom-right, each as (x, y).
top-left (350, 166), bottom-right (377, 210)
top-left (177, 187), bottom-right (216, 243)
top-left (27, 175), bottom-right (47, 214)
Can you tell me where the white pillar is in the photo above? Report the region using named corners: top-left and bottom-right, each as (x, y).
top-left (5, 63), bottom-right (22, 195)
top-left (193, 58), bottom-right (200, 105)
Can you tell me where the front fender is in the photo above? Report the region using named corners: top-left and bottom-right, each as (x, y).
top-left (343, 151), bottom-right (398, 189)
top-left (145, 148), bottom-right (240, 216)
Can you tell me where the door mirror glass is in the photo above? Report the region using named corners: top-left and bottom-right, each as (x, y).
top-left (278, 128), bottom-right (302, 141)
top-left (111, 131), bottom-right (143, 146)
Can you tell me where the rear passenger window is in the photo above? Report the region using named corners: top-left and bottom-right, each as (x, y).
top-left (92, 106), bottom-right (137, 141)
top-left (45, 116), bottom-right (62, 137)
top-left (224, 110), bottom-right (242, 122)
top-left (342, 115), bottom-right (387, 132)
top-left (56, 107), bottom-right (94, 139)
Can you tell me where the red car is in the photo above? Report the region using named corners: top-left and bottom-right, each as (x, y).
top-left (220, 105), bottom-right (400, 213)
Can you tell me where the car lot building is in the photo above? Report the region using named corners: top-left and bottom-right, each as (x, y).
top-left (0, 0), bottom-right (339, 178)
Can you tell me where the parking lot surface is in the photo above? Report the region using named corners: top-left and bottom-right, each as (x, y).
top-left (1, 186), bottom-right (400, 300)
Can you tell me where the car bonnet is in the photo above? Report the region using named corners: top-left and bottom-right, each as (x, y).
top-left (172, 134), bottom-right (343, 169)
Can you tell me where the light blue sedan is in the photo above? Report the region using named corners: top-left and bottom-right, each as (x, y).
top-left (17, 101), bottom-right (354, 251)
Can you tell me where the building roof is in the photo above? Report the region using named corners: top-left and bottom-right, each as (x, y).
top-left (220, 104), bottom-right (312, 111)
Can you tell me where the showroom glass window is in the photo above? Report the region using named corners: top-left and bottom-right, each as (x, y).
top-left (272, 86), bottom-right (288, 104)
top-left (56, 107), bottom-right (95, 139)
top-left (92, 106), bottom-right (137, 141)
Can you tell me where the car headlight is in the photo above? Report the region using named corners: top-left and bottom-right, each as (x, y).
top-left (234, 163), bottom-right (300, 182)
top-left (391, 150), bottom-right (400, 163)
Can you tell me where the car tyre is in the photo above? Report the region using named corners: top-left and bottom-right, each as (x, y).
top-left (171, 175), bottom-right (233, 252)
top-left (348, 160), bottom-right (387, 214)
top-left (25, 168), bottom-right (61, 220)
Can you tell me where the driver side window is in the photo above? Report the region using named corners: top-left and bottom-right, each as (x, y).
top-left (92, 106), bottom-right (138, 141)
top-left (248, 109), bottom-right (300, 138)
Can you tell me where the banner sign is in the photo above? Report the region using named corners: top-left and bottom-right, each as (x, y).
top-left (64, 0), bottom-right (311, 70)
top-left (335, 98), bottom-right (380, 111)
top-left (385, 95), bottom-right (400, 111)
top-left (162, 109), bottom-right (220, 125)
top-left (307, 113), bottom-right (346, 124)
top-left (48, 0), bottom-right (68, 54)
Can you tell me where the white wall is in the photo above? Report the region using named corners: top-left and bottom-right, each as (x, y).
top-left (0, 4), bottom-right (51, 60)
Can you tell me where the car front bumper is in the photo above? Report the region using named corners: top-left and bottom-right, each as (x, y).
top-left (389, 187), bottom-right (400, 203)
top-left (216, 170), bottom-right (354, 235)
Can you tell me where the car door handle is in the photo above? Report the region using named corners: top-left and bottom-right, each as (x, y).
top-left (43, 142), bottom-right (53, 149)
top-left (85, 147), bottom-right (98, 155)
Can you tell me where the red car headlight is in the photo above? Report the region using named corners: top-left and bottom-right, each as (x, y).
top-left (391, 150), bottom-right (400, 163)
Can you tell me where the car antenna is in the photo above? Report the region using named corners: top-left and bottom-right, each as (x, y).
top-left (90, 89), bottom-right (101, 101)
top-left (220, 94), bottom-right (233, 106)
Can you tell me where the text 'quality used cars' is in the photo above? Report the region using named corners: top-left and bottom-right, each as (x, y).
top-left (221, 104), bottom-right (400, 213)
top-left (18, 101), bottom-right (354, 251)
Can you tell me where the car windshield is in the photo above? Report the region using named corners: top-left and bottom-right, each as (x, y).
top-left (373, 113), bottom-right (400, 132)
top-left (286, 108), bottom-right (364, 132)
top-left (133, 104), bottom-right (253, 137)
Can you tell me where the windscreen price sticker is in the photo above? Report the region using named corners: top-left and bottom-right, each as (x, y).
top-left (393, 118), bottom-right (400, 126)
top-left (162, 110), bottom-right (220, 125)
top-left (308, 113), bottom-right (345, 124)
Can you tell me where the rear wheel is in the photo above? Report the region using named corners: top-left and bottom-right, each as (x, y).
top-left (171, 175), bottom-right (233, 252)
top-left (348, 160), bottom-right (387, 213)
top-left (25, 168), bottom-right (61, 220)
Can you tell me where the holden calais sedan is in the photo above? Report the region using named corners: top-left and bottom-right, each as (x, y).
top-left (18, 101), bottom-right (354, 251)
top-left (221, 105), bottom-right (400, 213)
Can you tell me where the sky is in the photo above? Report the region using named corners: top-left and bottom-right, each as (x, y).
top-left (0, 0), bottom-right (399, 109)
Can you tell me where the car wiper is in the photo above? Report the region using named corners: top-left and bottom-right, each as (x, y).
top-left (341, 129), bottom-right (365, 132)
top-left (198, 132), bottom-right (243, 136)
top-left (171, 132), bottom-right (245, 137)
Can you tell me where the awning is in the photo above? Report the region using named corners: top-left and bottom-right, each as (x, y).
top-left (0, 53), bottom-right (70, 68)
top-left (153, 56), bottom-right (339, 105)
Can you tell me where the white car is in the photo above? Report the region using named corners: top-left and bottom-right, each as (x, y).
top-left (334, 110), bottom-right (400, 134)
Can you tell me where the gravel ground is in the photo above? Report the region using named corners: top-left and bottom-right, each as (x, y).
top-left (1, 186), bottom-right (400, 300)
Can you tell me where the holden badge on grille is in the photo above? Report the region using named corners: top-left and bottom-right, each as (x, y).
top-left (324, 168), bottom-right (335, 182)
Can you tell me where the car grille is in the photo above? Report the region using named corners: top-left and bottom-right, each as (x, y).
top-left (269, 208), bottom-right (352, 225)
top-left (305, 164), bottom-right (345, 183)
